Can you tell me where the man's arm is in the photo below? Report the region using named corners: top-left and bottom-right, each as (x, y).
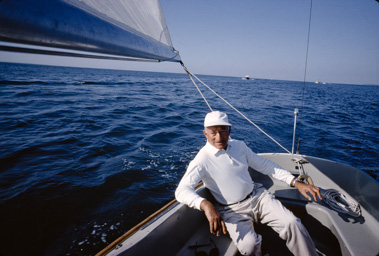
top-left (176, 179), bottom-right (228, 236)
top-left (291, 177), bottom-right (322, 201)
top-left (246, 145), bottom-right (322, 201)
top-left (200, 200), bottom-right (227, 236)
top-left (175, 161), bottom-right (206, 210)
top-left (176, 156), bottom-right (228, 236)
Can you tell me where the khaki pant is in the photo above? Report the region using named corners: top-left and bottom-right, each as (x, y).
top-left (216, 184), bottom-right (318, 256)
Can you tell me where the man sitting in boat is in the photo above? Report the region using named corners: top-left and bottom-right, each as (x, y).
top-left (175, 111), bottom-right (321, 256)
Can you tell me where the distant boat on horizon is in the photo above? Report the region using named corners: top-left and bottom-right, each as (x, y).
top-left (242, 75), bottom-right (253, 80)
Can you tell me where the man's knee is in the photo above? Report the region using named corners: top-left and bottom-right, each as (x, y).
top-left (280, 215), bottom-right (305, 240)
top-left (287, 214), bottom-right (301, 227)
top-left (288, 215), bottom-right (304, 232)
top-left (237, 232), bottom-right (262, 256)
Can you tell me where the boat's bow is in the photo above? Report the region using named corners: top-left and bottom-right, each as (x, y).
top-left (256, 153), bottom-right (379, 256)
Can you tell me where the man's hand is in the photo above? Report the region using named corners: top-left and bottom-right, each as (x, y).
top-left (295, 181), bottom-right (322, 201)
top-left (200, 200), bottom-right (227, 236)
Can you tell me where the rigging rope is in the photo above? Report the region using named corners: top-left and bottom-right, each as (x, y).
top-left (181, 61), bottom-right (291, 154)
top-left (322, 189), bottom-right (362, 217)
top-left (182, 63), bottom-right (213, 111)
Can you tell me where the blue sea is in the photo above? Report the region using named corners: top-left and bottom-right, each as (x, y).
top-left (0, 62), bottom-right (378, 256)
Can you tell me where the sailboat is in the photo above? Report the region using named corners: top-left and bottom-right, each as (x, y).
top-left (1, 0), bottom-right (378, 256)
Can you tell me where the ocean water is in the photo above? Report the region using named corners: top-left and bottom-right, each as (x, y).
top-left (0, 62), bottom-right (377, 256)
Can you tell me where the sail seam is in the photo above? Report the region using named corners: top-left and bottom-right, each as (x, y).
top-left (0, 43), bottom-right (161, 62)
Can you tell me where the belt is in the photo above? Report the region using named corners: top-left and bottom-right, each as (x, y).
top-left (218, 190), bottom-right (254, 206)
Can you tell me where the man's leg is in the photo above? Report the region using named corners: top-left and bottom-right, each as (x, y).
top-left (219, 203), bottom-right (262, 256)
top-left (256, 187), bottom-right (318, 256)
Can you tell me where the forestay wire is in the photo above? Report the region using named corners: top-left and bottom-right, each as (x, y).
top-left (180, 61), bottom-right (291, 154)
top-left (296, 0), bottom-right (313, 154)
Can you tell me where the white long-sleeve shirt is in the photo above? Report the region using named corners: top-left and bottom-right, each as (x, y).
top-left (175, 139), bottom-right (295, 210)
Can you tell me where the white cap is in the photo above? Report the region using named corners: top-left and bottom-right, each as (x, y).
top-left (204, 111), bottom-right (232, 127)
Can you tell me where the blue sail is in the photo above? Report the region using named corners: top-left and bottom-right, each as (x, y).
top-left (0, 0), bottom-right (181, 62)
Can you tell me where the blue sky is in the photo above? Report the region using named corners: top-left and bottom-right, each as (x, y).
top-left (1, 0), bottom-right (378, 85)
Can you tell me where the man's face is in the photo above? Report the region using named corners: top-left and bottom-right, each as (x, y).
top-left (203, 125), bottom-right (231, 150)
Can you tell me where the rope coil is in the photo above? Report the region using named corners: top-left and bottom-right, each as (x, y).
top-left (322, 189), bottom-right (362, 217)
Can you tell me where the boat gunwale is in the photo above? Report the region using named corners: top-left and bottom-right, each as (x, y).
top-left (96, 182), bottom-right (204, 256)
top-left (96, 198), bottom-right (178, 256)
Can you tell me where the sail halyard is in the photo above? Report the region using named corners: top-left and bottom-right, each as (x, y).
top-left (0, 0), bottom-right (180, 62)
